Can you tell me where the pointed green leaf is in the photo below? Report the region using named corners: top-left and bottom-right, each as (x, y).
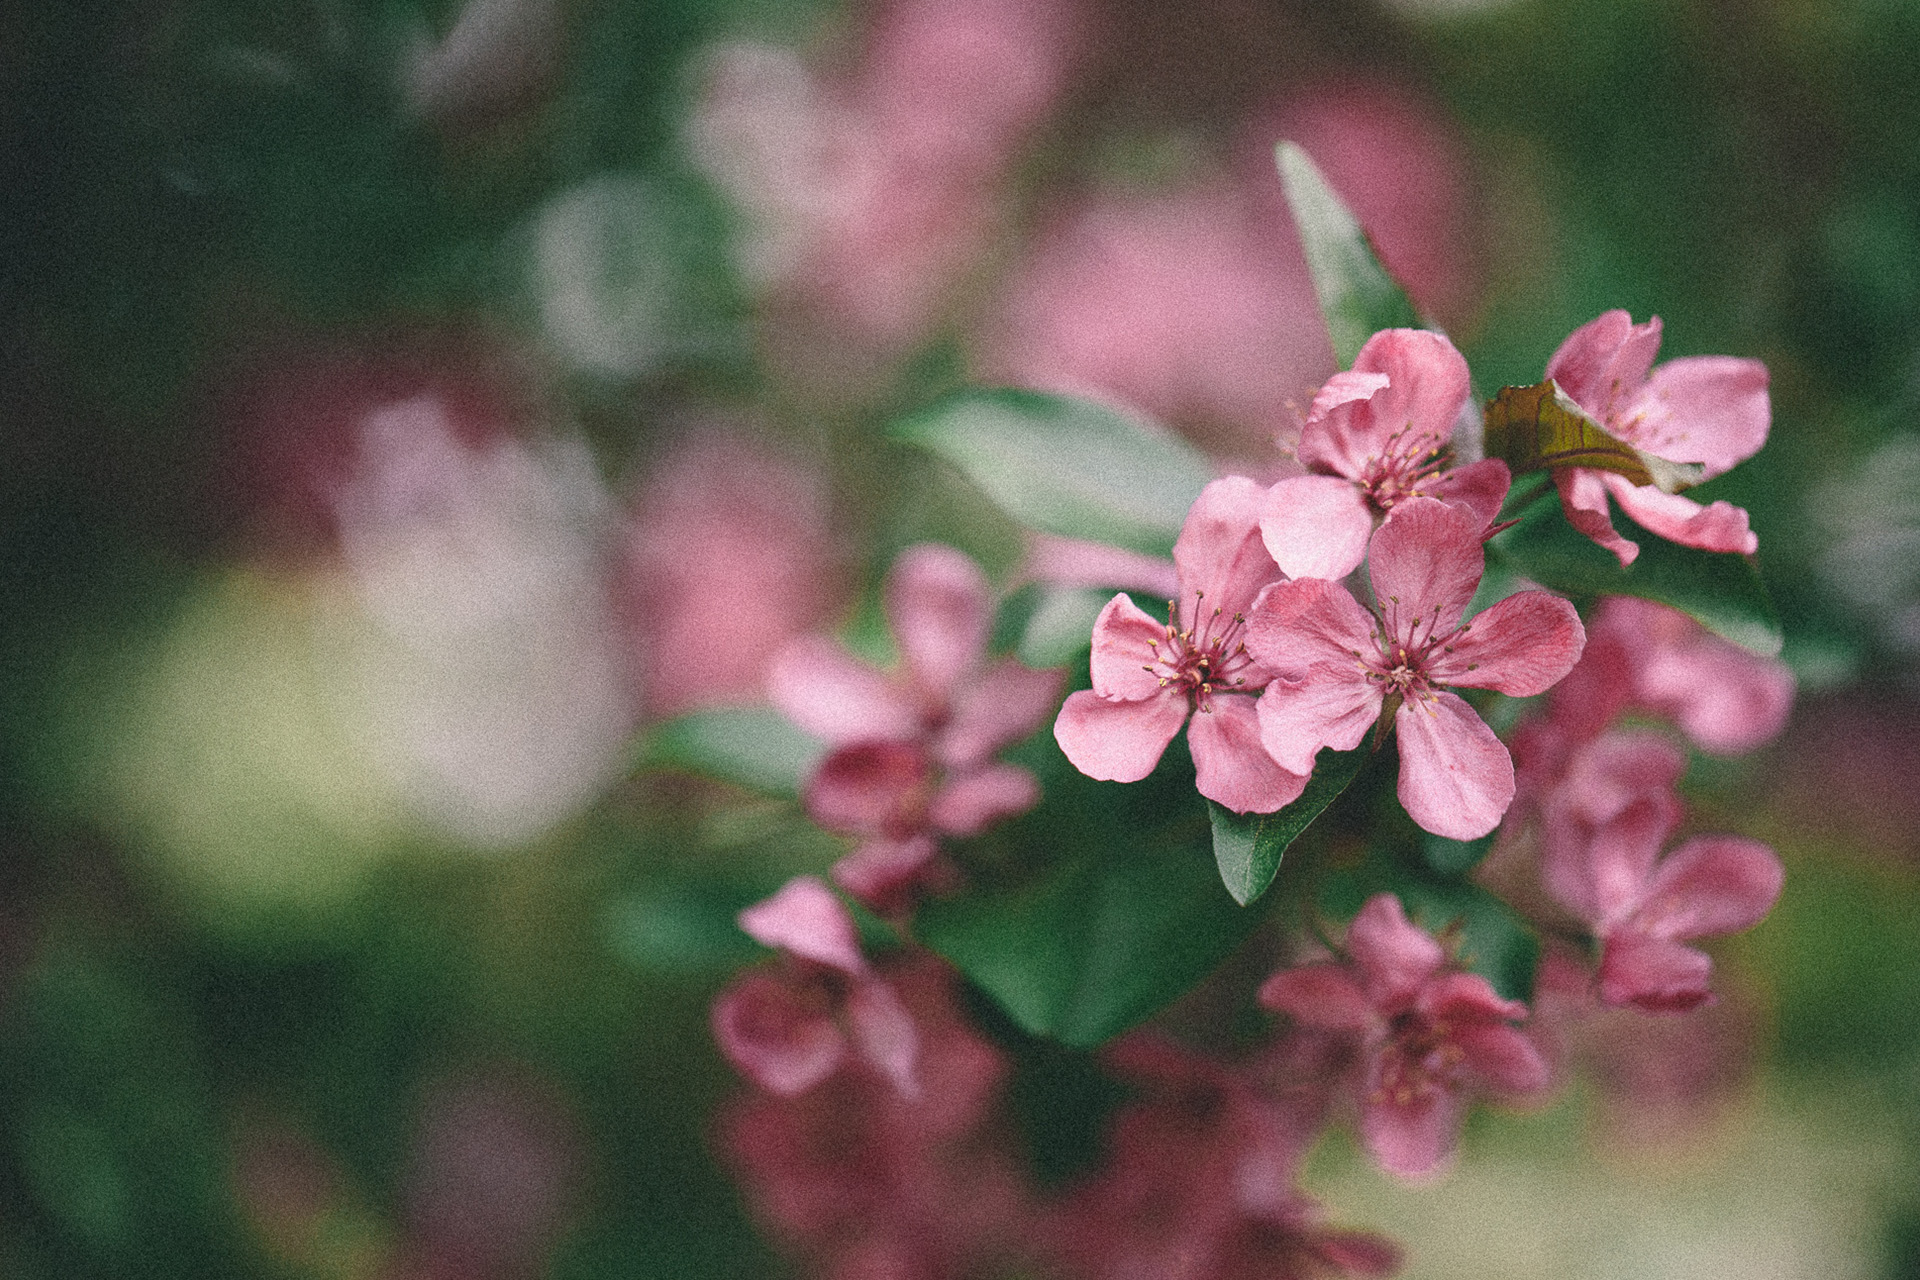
top-left (895, 389), bottom-right (1212, 558)
top-left (1488, 492), bottom-right (1783, 657)
top-left (1276, 141), bottom-right (1420, 367)
top-left (635, 707), bottom-right (826, 797)
top-left (1207, 745), bottom-right (1370, 906)
top-left (916, 742), bottom-right (1260, 1047)
top-left (1483, 380), bottom-right (1703, 494)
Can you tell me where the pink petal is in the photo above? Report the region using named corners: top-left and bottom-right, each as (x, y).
top-left (1359, 1077), bottom-right (1461, 1181)
top-left (927, 762), bottom-right (1040, 836)
top-left (939, 659), bottom-right (1066, 768)
top-left (1429, 457), bottom-right (1513, 533)
top-left (1417, 970), bottom-right (1530, 1026)
top-left (1635, 835), bottom-right (1783, 942)
top-left (1368, 497), bottom-right (1484, 640)
top-left (1172, 475), bottom-right (1288, 615)
top-left (1188, 694), bottom-right (1310, 814)
top-left (1022, 533), bottom-right (1181, 596)
top-left (803, 740), bottom-right (931, 837)
top-left (845, 978), bottom-right (920, 1099)
top-left (1394, 691), bottom-right (1514, 840)
top-left (1309, 1231), bottom-right (1404, 1277)
top-left (738, 876), bottom-right (867, 973)
top-left (1628, 611), bottom-right (1796, 756)
top-left (1452, 1022), bottom-right (1550, 1098)
top-left (1596, 932), bottom-right (1714, 1013)
top-left (1244, 577), bottom-right (1382, 774)
top-left (1089, 592), bottom-right (1176, 701)
top-left (1429, 590), bottom-right (1585, 697)
top-left (885, 543), bottom-right (993, 704)
top-left (1605, 473), bottom-right (1757, 555)
top-left (1053, 687), bottom-right (1188, 783)
top-left (1543, 310), bottom-right (1661, 419)
top-left (767, 636), bottom-right (921, 744)
top-left (1578, 796), bottom-right (1684, 928)
top-left (831, 836), bottom-right (943, 916)
top-left (1305, 367), bottom-right (1391, 429)
top-left (711, 971), bottom-right (846, 1095)
top-left (1555, 467), bottom-right (1640, 566)
top-left (1303, 330), bottom-right (1470, 479)
top-left (1255, 675), bottom-right (1381, 778)
top-left (1626, 355), bottom-right (1770, 477)
top-left (1258, 962), bottom-right (1378, 1031)
top-left (1346, 893), bottom-right (1444, 1009)
top-left (1258, 475), bottom-right (1374, 581)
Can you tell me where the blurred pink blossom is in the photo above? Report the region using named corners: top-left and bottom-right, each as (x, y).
top-left (1260, 328), bottom-right (1510, 581)
top-left (977, 178), bottom-right (1334, 466)
top-left (622, 430), bottom-right (841, 720)
top-left (1260, 894), bottom-right (1548, 1180)
top-left (770, 545), bottom-right (1063, 913)
top-left (1055, 477), bottom-right (1309, 814)
top-left (1248, 497), bottom-right (1584, 840)
top-left (713, 876), bottom-right (920, 1098)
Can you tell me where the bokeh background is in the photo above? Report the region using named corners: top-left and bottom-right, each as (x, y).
top-left (4, 0), bottom-right (1920, 1276)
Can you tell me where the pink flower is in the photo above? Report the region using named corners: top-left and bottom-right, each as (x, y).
top-left (1248, 497), bottom-right (1585, 840)
top-left (1053, 478), bottom-right (1311, 814)
top-left (1541, 798), bottom-right (1783, 1014)
top-left (1259, 329), bottom-right (1512, 581)
top-left (770, 545), bottom-right (1064, 912)
top-left (1259, 894), bottom-right (1549, 1180)
top-left (711, 877), bottom-right (920, 1097)
top-left (622, 430), bottom-right (841, 720)
top-left (1543, 311), bottom-right (1771, 566)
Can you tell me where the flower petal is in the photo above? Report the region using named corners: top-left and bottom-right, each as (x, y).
top-left (1089, 592), bottom-right (1177, 701)
top-left (939, 659), bottom-right (1066, 768)
top-left (1605, 473), bottom-right (1757, 555)
top-left (1022, 533), bottom-right (1181, 596)
top-left (804, 741), bottom-right (930, 837)
top-left (738, 875), bottom-right (867, 973)
top-left (1359, 1074), bottom-right (1461, 1181)
top-left (1555, 468), bottom-right (1640, 566)
top-left (1258, 962), bottom-right (1378, 1032)
top-left (1368, 496), bottom-right (1484, 639)
top-left (1543, 310), bottom-right (1661, 419)
top-left (1428, 590), bottom-right (1585, 697)
top-left (711, 971), bottom-right (846, 1095)
top-left (1346, 893), bottom-right (1444, 1010)
top-left (1453, 1022), bottom-right (1550, 1098)
top-left (1259, 474), bottom-right (1373, 581)
top-left (885, 543), bottom-right (993, 704)
top-left (845, 978), bottom-right (920, 1098)
top-left (831, 836), bottom-right (944, 916)
top-left (1630, 623), bottom-right (1795, 756)
top-left (1635, 834), bottom-right (1783, 941)
top-left (1596, 932), bottom-right (1714, 1013)
top-left (927, 762), bottom-right (1040, 836)
top-left (1245, 577), bottom-right (1381, 681)
top-left (1627, 355), bottom-right (1769, 477)
top-left (1173, 475), bottom-right (1287, 615)
top-left (1187, 694), bottom-right (1310, 814)
top-left (767, 635), bottom-right (921, 744)
top-left (1427, 457), bottom-right (1512, 533)
top-left (1053, 688), bottom-right (1187, 783)
top-left (1304, 330), bottom-right (1470, 479)
top-left (1394, 691), bottom-right (1513, 840)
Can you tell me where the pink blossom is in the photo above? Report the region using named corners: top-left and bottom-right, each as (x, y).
top-left (1248, 497), bottom-right (1585, 839)
top-left (622, 430), bottom-right (841, 720)
top-left (1543, 311), bottom-right (1771, 566)
top-left (1045, 1037), bottom-right (1397, 1280)
top-left (720, 958), bottom-right (1031, 1279)
top-left (1541, 797), bottom-right (1783, 1014)
top-left (1053, 478), bottom-right (1310, 814)
top-left (711, 877), bottom-right (920, 1098)
top-left (770, 545), bottom-right (1063, 912)
top-left (1546, 595), bottom-right (1795, 757)
top-left (976, 180), bottom-right (1335, 469)
top-left (1260, 329), bottom-right (1512, 581)
top-left (1259, 894), bottom-right (1549, 1180)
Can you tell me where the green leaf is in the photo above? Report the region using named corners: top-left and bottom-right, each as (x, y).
top-left (1207, 745), bottom-right (1370, 906)
top-left (636, 707), bottom-right (827, 797)
top-left (1422, 831), bottom-right (1495, 878)
top-left (1017, 585), bottom-right (1112, 667)
top-left (1276, 141), bottom-right (1421, 367)
top-left (917, 742), bottom-right (1260, 1047)
top-left (895, 389), bottom-right (1212, 558)
top-left (1483, 380), bottom-right (1703, 494)
top-left (1488, 493), bottom-right (1784, 657)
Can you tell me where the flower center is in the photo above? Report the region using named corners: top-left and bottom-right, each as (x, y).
top-left (1357, 423), bottom-right (1451, 513)
top-left (1371, 1014), bottom-right (1467, 1107)
top-left (1144, 591), bottom-right (1262, 713)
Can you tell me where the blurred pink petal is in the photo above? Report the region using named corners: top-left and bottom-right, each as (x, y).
top-left (805, 741), bottom-right (933, 838)
top-left (845, 980), bottom-right (922, 1100)
top-left (713, 969), bottom-right (849, 1096)
top-left (769, 636), bottom-right (923, 744)
top-left (926, 763), bottom-right (1040, 836)
top-left (739, 876), bottom-right (869, 973)
top-left (885, 543), bottom-right (994, 706)
top-left (1346, 893), bottom-right (1445, 1008)
top-left (1258, 963), bottom-right (1378, 1032)
top-left (940, 659), bottom-right (1066, 769)
top-left (1021, 533), bottom-right (1181, 596)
